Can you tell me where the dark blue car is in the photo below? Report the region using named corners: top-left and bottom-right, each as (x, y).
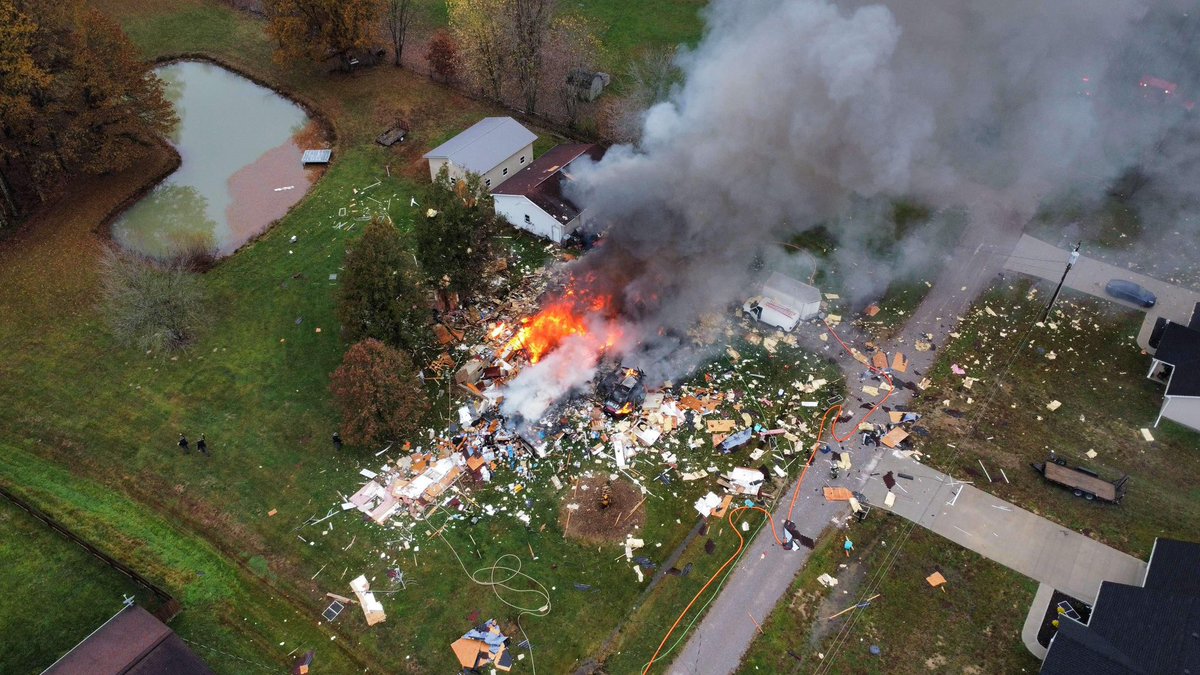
top-left (1104, 279), bottom-right (1157, 308)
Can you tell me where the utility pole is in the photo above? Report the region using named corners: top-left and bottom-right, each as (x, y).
top-left (1043, 241), bottom-right (1081, 322)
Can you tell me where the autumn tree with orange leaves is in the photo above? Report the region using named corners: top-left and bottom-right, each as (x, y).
top-left (0, 0), bottom-right (176, 224)
top-left (329, 338), bottom-right (430, 448)
top-left (265, 0), bottom-right (384, 71)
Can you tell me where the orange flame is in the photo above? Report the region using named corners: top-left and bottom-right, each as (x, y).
top-left (505, 301), bottom-right (589, 363)
top-left (488, 322), bottom-right (507, 339)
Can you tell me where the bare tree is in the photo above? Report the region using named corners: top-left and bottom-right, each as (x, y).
top-left (100, 247), bottom-right (208, 354)
top-left (509, 0), bottom-right (555, 113)
top-left (542, 14), bottom-right (601, 125)
top-left (605, 48), bottom-right (682, 142)
top-left (383, 0), bottom-right (416, 67)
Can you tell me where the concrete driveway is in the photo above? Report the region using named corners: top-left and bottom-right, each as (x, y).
top-left (1005, 234), bottom-right (1200, 348)
top-left (859, 450), bottom-right (1146, 604)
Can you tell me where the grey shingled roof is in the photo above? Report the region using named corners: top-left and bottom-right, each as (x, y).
top-left (1155, 322), bottom-right (1200, 397)
top-left (1041, 538), bottom-right (1200, 675)
top-left (422, 117), bottom-right (536, 174)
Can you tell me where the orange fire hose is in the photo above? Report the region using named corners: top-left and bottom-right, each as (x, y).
top-left (640, 320), bottom-right (894, 674)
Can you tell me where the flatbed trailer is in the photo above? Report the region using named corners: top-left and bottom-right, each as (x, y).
top-left (1030, 456), bottom-right (1128, 504)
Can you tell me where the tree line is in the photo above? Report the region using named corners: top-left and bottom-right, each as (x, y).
top-left (0, 0), bottom-right (176, 228)
top-left (263, 0), bottom-right (600, 119)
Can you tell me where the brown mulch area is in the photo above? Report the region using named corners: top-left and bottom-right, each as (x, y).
top-left (559, 475), bottom-right (646, 544)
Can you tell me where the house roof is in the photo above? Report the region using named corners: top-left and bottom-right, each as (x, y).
top-left (1144, 538), bottom-right (1200, 593)
top-left (1041, 538), bottom-right (1200, 675)
top-left (492, 144), bottom-right (605, 223)
top-left (1154, 322), bottom-right (1200, 397)
top-left (45, 605), bottom-right (212, 675)
top-left (422, 117), bottom-right (536, 174)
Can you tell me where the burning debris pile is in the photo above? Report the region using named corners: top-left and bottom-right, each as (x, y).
top-left (340, 271), bottom-right (842, 563)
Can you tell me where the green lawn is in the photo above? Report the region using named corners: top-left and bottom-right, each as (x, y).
top-left (738, 515), bottom-right (1040, 674)
top-left (0, 2), bottom-right (851, 672)
top-left (0, 496), bottom-right (159, 674)
top-left (911, 280), bottom-right (1200, 556)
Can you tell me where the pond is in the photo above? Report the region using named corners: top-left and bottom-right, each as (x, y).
top-left (111, 60), bottom-right (324, 259)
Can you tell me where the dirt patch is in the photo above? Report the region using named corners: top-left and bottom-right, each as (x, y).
top-left (810, 555), bottom-right (869, 647)
top-left (559, 475), bottom-right (646, 544)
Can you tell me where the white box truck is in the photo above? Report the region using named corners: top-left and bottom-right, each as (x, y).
top-left (743, 272), bottom-right (821, 331)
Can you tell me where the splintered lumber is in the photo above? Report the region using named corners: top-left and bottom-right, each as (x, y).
top-left (825, 593), bottom-right (881, 620)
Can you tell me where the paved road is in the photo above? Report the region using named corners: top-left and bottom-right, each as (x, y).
top-left (1005, 234), bottom-right (1200, 348)
top-left (668, 201), bottom-right (1026, 674)
top-left (859, 451), bottom-right (1146, 604)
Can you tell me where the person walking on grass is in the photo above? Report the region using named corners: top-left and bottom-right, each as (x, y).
top-left (197, 434), bottom-right (208, 457)
top-left (844, 537), bottom-right (854, 558)
top-left (178, 434), bottom-right (190, 454)
top-left (332, 432), bottom-right (343, 452)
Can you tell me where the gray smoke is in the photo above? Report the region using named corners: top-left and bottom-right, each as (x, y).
top-left (501, 0), bottom-right (1200, 421)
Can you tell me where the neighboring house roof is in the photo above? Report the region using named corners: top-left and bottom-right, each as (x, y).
top-left (1144, 538), bottom-right (1200, 593)
top-left (492, 144), bottom-right (605, 223)
top-left (45, 605), bottom-right (212, 675)
top-left (1189, 301), bottom-right (1200, 330)
top-left (422, 117), bottom-right (536, 174)
top-left (1041, 538), bottom-right (1200, 675)
top-left (1154, 322), bottom-right (1200, 397)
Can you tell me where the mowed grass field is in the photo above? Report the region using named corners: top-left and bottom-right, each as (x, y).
top-left (0, 497), bottom-right (160, 674)
top-left (0, 1), bottom-right (840, 673)
top-left (911, 280), bottom-right (1200, 557)
top-left (737, 516), bottom-right (1041, 674)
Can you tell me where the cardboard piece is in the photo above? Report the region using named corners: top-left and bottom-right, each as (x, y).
top-left (706, 419), bottom-right (736, 433)
top-left (823, 487), bottom-right (854, 501)
top-left (872, 352), bottom-right (889, 370)
top-left (881, 427), bottom-right (909, 448)
top-left (926, 571), bottom-right (947, 588)
top-left (884, 491), bottom-right (896, 507)
top-left (1046, 400), bottom-right (1062, 411)
top-left (891, 352), bottom-right (909, 373)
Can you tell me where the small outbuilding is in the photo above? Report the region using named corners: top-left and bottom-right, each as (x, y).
top-left (566, 69), bottom-right (610, 102)
top-left (422, 117), bottom-right (536, 189)
top-left (743, 272), bottom-right (821, 332)
top-left (44, 604), bottom-right (212, 675)
top-left (492, 143), bottom-right (605, 244)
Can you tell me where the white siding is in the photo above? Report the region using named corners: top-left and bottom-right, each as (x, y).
top-left (1160, 396), bottom-right (1200, 432)
top-left (493, 195), bottom-right (575, 244)
top-left (427, 142), bottom-right (534, 187)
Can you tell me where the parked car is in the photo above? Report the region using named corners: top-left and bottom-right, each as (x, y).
top-left (1104, 279), bottom-right (1156, 308)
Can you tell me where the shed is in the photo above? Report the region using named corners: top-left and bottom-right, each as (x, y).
top-left (567, 69), bottom-right (610, 102)
top-left (44, 604), bottom-right (212, 675)
top-left (301, 149), bottom-right (332, 165)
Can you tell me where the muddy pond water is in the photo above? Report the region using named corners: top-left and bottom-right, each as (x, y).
top-left (112, 60), bottom-right (323, 259)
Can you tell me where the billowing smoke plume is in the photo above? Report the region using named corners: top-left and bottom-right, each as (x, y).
top-left (502, 0), bottom-right (1200, 421)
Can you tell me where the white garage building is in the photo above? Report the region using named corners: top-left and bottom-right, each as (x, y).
top-left (422, 117), bottom-right (536, 189)
top-left (491, 144), bottom-right (604, 244)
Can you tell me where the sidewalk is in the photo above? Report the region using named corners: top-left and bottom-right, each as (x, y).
top-left (859, 450), bottom-right (1146, 604)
